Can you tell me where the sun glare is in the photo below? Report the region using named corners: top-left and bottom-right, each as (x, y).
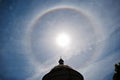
top-left (56, 33), bottom-right (71, 48)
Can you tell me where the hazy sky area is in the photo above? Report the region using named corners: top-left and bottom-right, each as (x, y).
top-left (0, 0), bottom-right (120, 80)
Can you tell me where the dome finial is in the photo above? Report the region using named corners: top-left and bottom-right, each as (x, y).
top-left (59, 57), bottom-right (64, 65)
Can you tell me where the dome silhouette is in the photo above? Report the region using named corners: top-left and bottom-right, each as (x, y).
top-left (42, 58), bottom-right (84, 80)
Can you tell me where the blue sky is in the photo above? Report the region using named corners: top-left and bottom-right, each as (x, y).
top-left (0, 0), bottom-right (120, 80)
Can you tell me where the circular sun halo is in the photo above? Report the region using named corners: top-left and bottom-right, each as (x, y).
top-left (56, 33), bottom-right (71, 48)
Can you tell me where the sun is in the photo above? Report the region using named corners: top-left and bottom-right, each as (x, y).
top-left (56, 33), bottom-right (71, 48)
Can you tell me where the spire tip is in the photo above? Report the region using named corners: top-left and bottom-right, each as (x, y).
top-left (58, 57), bottom-right (64, 65)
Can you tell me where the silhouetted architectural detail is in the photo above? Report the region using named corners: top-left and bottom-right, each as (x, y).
top-left (59, 58), bottom-right (64, 65)
top-left (42, 58), bottom-right (84, 80)
top-left (113, 62), bottom-right (120, 80)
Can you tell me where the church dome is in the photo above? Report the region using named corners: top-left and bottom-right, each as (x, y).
top-left (42, 58), bottom-right (84, 80)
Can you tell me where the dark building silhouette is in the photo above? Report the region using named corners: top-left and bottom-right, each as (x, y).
top-left (42, 58), bottom-right (84, 80)
top-left (113, 62), bottom-right (120, 80)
